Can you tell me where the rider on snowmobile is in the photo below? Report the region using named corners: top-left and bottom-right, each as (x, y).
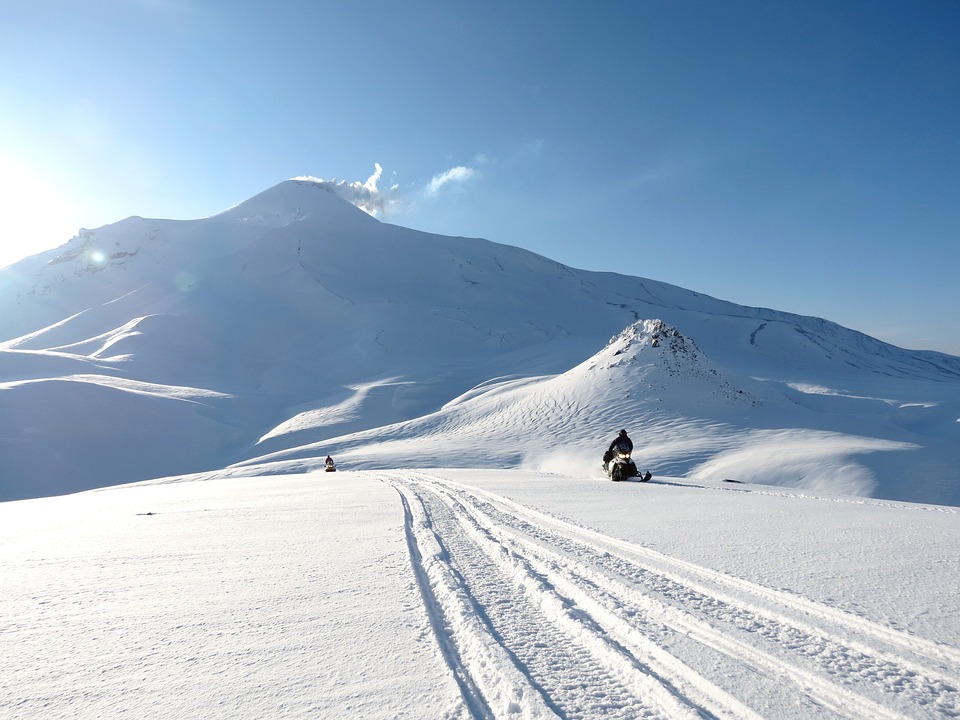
top-left (602, 430), bottom-right (650, 481)
top-left (603, 430), bottom-right (633, 471)
top-left (609, 429), bottom-right (633, 455)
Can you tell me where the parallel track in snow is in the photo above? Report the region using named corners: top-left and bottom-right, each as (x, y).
top-left (389, 472), bottom-right (960, 720)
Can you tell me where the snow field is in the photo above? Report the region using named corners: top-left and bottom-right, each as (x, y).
top-left (3, 468), bottom-right (959, 718)
top-left (0, 475), bottom-right (462, 719)
top-left (391, 473), bottom-right (960, 719)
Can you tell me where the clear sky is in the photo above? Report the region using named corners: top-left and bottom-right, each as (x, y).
top-left (2, 1), bottom-right (958, 355)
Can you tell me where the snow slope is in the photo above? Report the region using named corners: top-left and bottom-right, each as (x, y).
top-left (3, 468), bottom-right (958, 719)
top-left (3, 180), bottom-right (958, 719)
top-left (0, 179), bottom-right (958, 504)
top-left (235, 320), bottom-right (921, 500)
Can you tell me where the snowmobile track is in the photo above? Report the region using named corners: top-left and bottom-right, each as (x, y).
top-left (390, 472), bottom-right (960, 720)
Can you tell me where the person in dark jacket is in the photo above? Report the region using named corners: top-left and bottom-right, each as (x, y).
top-left (603, 429), bottom-right (650, 481)
top-left (602, 430), bottom-right (632, 471)
top-left (608, 429), bottom-right (633, 454)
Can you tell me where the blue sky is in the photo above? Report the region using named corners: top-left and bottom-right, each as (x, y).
top-left (2, 1), bottom-right (958, 354)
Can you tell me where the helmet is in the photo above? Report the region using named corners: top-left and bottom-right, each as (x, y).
top-left (619, 429), bottom-right (627, 436)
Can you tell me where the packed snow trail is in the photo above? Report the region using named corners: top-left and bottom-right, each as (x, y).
top-left (388, 472), bottom-right (960, 720)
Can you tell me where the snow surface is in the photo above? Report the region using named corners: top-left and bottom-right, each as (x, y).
top-left (2, 183), bottom-right (958, 715)
top-left (0, 178), bottom-right (957, 506)
top-left (3, 468), bottom-right (958, 719)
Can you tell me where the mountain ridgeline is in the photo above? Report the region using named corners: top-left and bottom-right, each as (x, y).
top-left (1, 179), bottom-right (958, 504)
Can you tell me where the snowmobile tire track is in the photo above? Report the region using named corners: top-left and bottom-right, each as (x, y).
top-left (393, 474), bottom-right (751, 719)
top-left (392, 472), bottom-right (960, 720)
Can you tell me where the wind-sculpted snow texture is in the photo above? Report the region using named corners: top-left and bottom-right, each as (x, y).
top-left (1, 179), bottom-right (958, 503)
top-left (4, 469), bottom-right (957, 719)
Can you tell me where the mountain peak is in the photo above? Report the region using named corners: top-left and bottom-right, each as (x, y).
top-left (210, 178), bottom-right (378, 228)
top-left (603, 319), bottom-right (703, 366)
top-left (584, 319), bottom-right (759, 407)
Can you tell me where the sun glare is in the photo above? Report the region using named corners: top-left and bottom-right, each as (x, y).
top-left (0, 154), bottom-right (80, 269)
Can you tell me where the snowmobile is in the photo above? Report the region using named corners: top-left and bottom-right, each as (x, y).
top-left (324, 456), bottom-right (336, 472)
top-left (603, 448), bottom-right (651, 482)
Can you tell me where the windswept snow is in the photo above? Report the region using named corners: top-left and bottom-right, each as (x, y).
top-left (230, 320), bottom-right (930, 502)
top-left (3, 468), bottom-right (958, 719)
top-left (0, 178), bottom-right (958, 505)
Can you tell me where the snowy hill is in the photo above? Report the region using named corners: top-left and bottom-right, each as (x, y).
top-left (1, 179), bottom-right (958, 504)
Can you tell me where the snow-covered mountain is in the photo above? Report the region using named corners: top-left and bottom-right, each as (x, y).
top-left (4, 179), bottom-right (960, 719)
top-left (1, 179), bottom-right (958, 504)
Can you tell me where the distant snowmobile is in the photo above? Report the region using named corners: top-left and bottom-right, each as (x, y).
top-left (324, 455), bottom-right (336, 472)
top-left (602, 448), bottom-right (651, 482)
